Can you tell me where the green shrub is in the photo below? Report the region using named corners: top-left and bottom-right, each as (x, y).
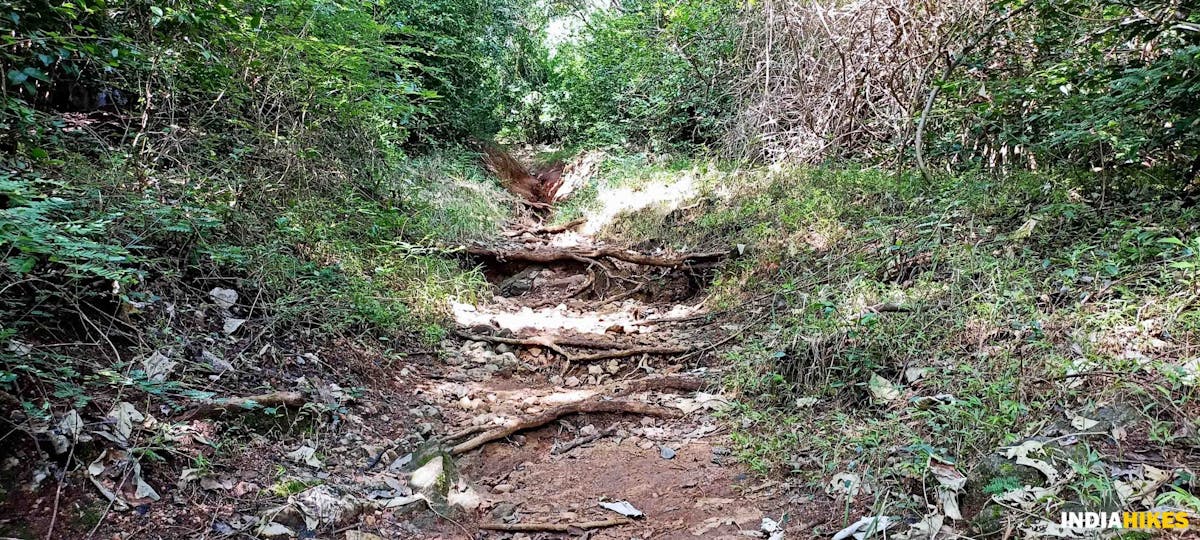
top-left (539, 0), bottom-right (742, 149)
top-left (935, 0), bottom-right (1200, 179)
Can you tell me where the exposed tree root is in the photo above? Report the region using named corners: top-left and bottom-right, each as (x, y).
top-left (504, 217), bottom-right (587, 237)
top-left (571, 346), bottom-right (691, 362)
top-left (456, 330), bottom-right (631, 350)
top-left (552, 426), bottom-right (616, 455)
top-left (450, 399), bottom-right (681, 455)
top-left (597, 281), bottom-right (645, 306)
top-left (568, 271), bottom-right (596, 299)
top-left (606, 375), bottom-right (704, 397)
top-left (455, 330), bottom-right (691, 362)
top-left (177, 391), bottom-right (306, 420)
top-left (478, 518), bottom-right (633, 532)
top-left (467, 244), bottom-right (729, 268)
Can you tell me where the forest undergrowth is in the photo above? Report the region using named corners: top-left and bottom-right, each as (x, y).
top-left (2, 0), bottom-right (1199, 538)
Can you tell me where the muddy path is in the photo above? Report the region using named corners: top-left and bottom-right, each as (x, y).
top-left (406, 217), bottom-right (796, 538)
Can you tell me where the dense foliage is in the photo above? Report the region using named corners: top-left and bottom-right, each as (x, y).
top-left (524, 0), bottom-right (742, 148)
top-left (936, 0), bottom-right (1200, 177)
top-left (4, 0), bottom-right (1198, 347)
top-left (0, 0), bottom-right (549, 362)
top-left (525, 0), bottom-right (1198, 180)
top-left (1, 1), bottom-right (1199, 537)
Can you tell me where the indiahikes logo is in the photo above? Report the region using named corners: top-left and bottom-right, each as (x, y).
top-left (1060, 511), bottom-right (1190, 531)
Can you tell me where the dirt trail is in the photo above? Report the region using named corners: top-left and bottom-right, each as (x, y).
top-left (413, 217), bottom-right (793, 538)
top-left (1, 201), bottom-right (802, 540)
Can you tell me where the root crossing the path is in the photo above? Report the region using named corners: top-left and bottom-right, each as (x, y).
top-left (404, 204), bottom-right (795, 539)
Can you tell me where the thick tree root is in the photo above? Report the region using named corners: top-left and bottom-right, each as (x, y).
top-left (450, 399), bottom-right (681, 455)
top-left (177, 391), bottom-right (306, 420)
top-left (571, 346), bottom-right (691, 362)
top-left (457, 330), bottom-right (657, 350)
top-left (467, 244), bottom-right (729, 268)
top-left (456, 330), bottom-right (691, 362)
top-left (504, 217), bottom-right (587, 237)
top-left (606, 375), bottom-right (704, 396)
top-left (479, 518), bottom-right (633, 532)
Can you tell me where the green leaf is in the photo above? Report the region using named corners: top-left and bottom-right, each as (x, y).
top-left (7, 256), bottom-right (37, 274)
top-left (22, 67), bottom-right (49, 82)
top-left (7, 70), bottom-right (28, 84)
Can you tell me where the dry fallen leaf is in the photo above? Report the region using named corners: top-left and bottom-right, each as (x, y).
top-left (930, 460), bottom-right (966, 520)
top-left (828, 472), bottom-right (864, 497)
top-left (285, 445), bottom-right (323, 469)
top-left (868, 373), bottom-right (901, 403)
top-left (108, 402), bottom-right (145, 445)
top-left (142, 350), bottom-right (176, 382)
top-left (1003, 440), bottom-right (1060, 484)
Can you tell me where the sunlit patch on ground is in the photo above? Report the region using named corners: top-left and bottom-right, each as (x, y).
top-left (578, 169), bottom-right (699, 235)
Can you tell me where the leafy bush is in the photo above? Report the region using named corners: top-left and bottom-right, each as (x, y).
top-left (0, 0), bottom-right (530, 340)
top-left (538, 0), bottom-right (742, 148)
top-left (935, 0), bottom-right (1200, 178)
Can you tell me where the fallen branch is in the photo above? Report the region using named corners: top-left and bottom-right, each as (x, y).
top-left (456, 331), bottom-right (573, 358)
top-left (571, 346), bottom-right (691, 362)
top-left (450, 400), bottom-right (681, 455)
top-left (553, 426), bottom-right (616, 455)
top-left (478, 518), bottom-right (633, 532)
top-left (456, 330), bottom-right (651, 352)
top-left (596, 281), bottom-right (646, 307)
top-left (467, 245), bottom-right (729, 268)
top-left (177, 391), bottom-right (306, 421)
top-left (456, 330), bottom-right (691, 362)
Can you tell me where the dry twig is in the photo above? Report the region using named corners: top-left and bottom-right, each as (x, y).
top-left (478, 518), bottom-right (633, 532)
top-left (177, 391), bottom-right (306, 421)
top-left (467, 244), bottom-right (729, 268)
top-left (451, 400), bottom-right (681, 455)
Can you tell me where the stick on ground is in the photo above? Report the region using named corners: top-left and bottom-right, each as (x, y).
top-left (552, 426), bottom-right (616, 455)
top-left (177, 391), bottom-right (306, 421)
top-left (478, 518), bottom-right (633, 532)
top-left (571, 345), bottom-right (691, 362)
top-left (450, 399), bottom-right (680, 455)
top-left (467, 245), bottom-right (729, 268)
top-left (504, 217), bottom-right (588, 237)
top-left (455, 330), bottom-right (691, 361)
